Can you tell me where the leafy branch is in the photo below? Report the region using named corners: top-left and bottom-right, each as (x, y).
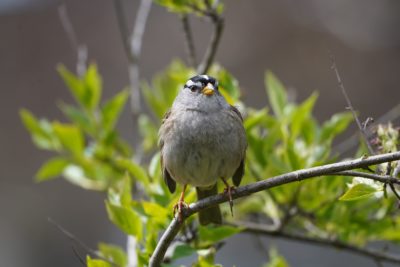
top-left (149, 151), bottom-right (400, 266)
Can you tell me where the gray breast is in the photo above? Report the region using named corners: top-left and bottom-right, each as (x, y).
top-left (163, 109), bottom-right (244, 188)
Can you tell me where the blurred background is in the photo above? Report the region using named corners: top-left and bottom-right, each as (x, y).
top-left (1, 0), bottom-right (400, 266)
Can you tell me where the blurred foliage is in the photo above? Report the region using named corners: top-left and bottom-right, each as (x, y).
top-left (263, 248), bottom-right (290, 267)
top-left (21, 61), bottom-right (400, 266)
top-left (153, 0), bottom-right (224, 15)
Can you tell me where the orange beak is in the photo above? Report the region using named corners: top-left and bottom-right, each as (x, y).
top-left (201, 83), bottom-right (215, 96)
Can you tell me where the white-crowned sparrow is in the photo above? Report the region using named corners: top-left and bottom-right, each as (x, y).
top-left (159, 75), bottom-right (247, 225)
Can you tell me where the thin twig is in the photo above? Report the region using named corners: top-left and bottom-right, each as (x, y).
top-left (335, 103), bottom-right (400, 155)
top-left (113, 0), bottom-right (152, 116)
top-left (48, 218), bottom-right (117, 266)
top-left (181, 15), bottom-right (197, 67)
top-left (333, 170), bottom-right (399, 183)
top-left (197, 14), bottom-right (224, 74)
top-left (232, 221), bottom-right (400, 265)
top-left (72, 246), bottom-right (86, 266)
top-left (330, 53), bottom-right (375, 155)
top-left (58, 4), bottom-right (87, 76)
top-left (149, 151), bottom-right (400, 266)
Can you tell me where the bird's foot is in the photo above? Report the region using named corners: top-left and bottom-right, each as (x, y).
top-left (173, 200), bottom-right (189, 222)
top-left (223, 185), bottom-right (236, 217)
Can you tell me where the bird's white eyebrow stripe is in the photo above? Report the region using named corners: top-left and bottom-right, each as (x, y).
top-left (185, 80), bottom-right (203, 88)
top-left (201, 75), bottom-right (209, 80)
top-left (186, 80), bottom-right (195, 86)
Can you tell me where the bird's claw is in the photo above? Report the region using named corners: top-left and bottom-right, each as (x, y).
top-left (173, 201), bottom-right (189, 222)
top-left (223, 185), bottom-right (236, 217)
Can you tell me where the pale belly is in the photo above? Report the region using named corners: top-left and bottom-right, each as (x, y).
top-left (163, 110), bottom-right (244, 188)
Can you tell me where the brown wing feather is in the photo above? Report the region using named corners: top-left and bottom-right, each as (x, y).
top-left (159, 110), bottom-right (176, 193)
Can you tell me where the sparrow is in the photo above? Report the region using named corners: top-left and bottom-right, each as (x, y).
top-left (158, 75), bottom-right (247, 225)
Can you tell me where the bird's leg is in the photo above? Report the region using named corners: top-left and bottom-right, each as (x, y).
top-left (221, 177), bottom-right (235, 216)
top-left (173, 184), bottom-right (189, 222)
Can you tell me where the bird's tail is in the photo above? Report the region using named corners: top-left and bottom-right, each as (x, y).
top-left (196, 184), bottom-right (222, 225)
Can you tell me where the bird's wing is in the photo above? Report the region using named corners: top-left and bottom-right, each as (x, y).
top-left (230, 105), bottom-right (246, 186)
top-left (159, 109), bottom-right (176, 193)
top-left (229, 105), bottom-right (243, 121)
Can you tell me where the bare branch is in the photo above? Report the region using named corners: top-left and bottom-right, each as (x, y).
top-left (334, 170), bottom-right (399, 183)
top-left (181, 15), bottom-right (197, 67)
top-left (58, 4), bottom-right (87, 76)
top-left (335, 103), bottom-right (400, 155)
top-left (48, 218), bottom-right (117, 266)
top-left (149, 151), bottom-right (400, 266)
top-left (330, 53), bottom-right (375, 155)
top-left (113, 0), bottom-right (152, 116)
top-left (233, 221), bottom-right (400, 265)
top-left (197, 14), bottom-right (224, 74)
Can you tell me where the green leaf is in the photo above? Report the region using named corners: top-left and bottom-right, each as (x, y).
top-left (211, 66), bottom-right (240, 101)
top-left (339, 183), bottom-right (379, 201)
top-left (264, 247), bottom-right (290, 267)
top-left (171, 243), bottom-right (197, 260)
top-left (265, 71), bottom-right (287, 117)
top-left (115, 158), bottom-right (150, 186)
top-left (120, 174), bottom-right (132, 208)
top-left (98, 243), bottom-right (127, 267)
top-left (154, 0), bottom-right (193, 13)
top-left (290, 92), bottom-right (318, 139)
top-left (53, 123), bottom-right (84, 156)
top-left (141, 60), bottom-right (194, 119)
top-left (101, 90), bottom-right (129, 131)
top-left (244, 108), bottom-right (268, 130)
top-left (106, 201), bottom-right (143, 238)
top-left (84, 64), bottom-right (102, 110)
top-left (35, 157), bottom-right (69, 182)
top-left (138, 114), bottom-right (158, 152)
top-left (57, 65), bottom-right (86, 106)
top-left (142, 201), bottom-right (169, 218)
top-left (86, 256), bottom-right (111, 267)
top-left (59, 103), bottom-right (95, 136)
top-left (199, 225), bottom-right (242, 245)
top-left (193, 247), bottom-right (218, 267)
top-left (320, 112), bottom-right (353, 142)
top-left (20, 109), bottom-right (59, 150)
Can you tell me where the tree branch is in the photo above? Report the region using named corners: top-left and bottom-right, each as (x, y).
top-left (330, 53), bottom-right (375, 155)
top-left (197, 14), bottom-right (224, 74)
top-left (58, 4), bottom-right (87, 77)
top-left (149, 151), bottom-right (400, 266)
top-left (232, 220), bottom-right (400, 265)
top-left (335, 103), bottom-right (400, 155)
top-left (181, 14), bottom-right (197, 67)
top-left (113, 0), bottom-right (152, 116)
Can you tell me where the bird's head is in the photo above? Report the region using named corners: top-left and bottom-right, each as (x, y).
top-left (184, 75), bottom-right (218, 96)
top-left (173, 75), bottom-right (229, 111)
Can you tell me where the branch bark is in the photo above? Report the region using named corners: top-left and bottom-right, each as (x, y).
top-left (233, 221), bottom-right (400, 265)
top-left (58, 4), bottom-right (87, 77)
top-left (196, 14), bottom-right (224, 74)
top-left (181, 15), bottom-right (197, 67)
top-left (330, 53), bottom-right (375, 154)
top-left (113, 0), bottom-right (152, 116)
top-left (149, 151), bottom-right (400, 266)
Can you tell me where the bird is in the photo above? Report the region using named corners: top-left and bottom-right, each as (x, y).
top-left (158, 74), bottom-right (247, 225)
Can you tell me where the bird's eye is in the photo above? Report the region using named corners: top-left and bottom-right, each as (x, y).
top-left (189, 86), bottom-right (196, 92)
